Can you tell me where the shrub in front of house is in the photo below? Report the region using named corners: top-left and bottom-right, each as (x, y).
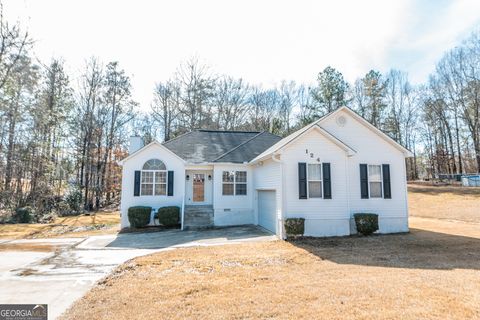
top-left (14, 206), bottom-right (34, 223)
top-left (128, 206), bottom-right (152, 228)
top-left (157, 206), bottom-right (180, 227)
top-left (284, 218), bottom-right (305, 237)
top-left (354, 213), bottom-right (379, 235)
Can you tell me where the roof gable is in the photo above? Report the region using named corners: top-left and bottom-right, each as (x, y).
top-left (251, 106), bottom-right (413, 163)
top-left (329, 107), bottom-right (413, 156)
top-left (118, 140), bottom-right (186, 165)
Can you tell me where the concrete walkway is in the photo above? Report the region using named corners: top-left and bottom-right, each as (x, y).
top-left (0, 226), bottom-right (276, 319)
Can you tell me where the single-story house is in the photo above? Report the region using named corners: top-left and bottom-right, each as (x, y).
top-left (119, 106), bottom-right (413, 237)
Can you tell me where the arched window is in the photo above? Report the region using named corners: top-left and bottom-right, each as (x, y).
top-left (141, 159), bottom-right (167, 196)
top-left (142, 159), bottom-right (166, 170)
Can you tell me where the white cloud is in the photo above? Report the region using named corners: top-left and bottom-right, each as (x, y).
top-left (3, 0), bottom-right (480, 109)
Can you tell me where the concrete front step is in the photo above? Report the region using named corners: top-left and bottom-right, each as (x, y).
top-left (183, 205), bottom-right (215, 229)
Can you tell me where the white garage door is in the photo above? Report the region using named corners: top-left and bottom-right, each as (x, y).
top-left (258, 190), bottom-right (276, 233)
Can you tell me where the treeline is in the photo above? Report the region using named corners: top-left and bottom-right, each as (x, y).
top-left (0, 6), bottom-right (134, 220)
top-left (0, 2), bottom-right (479, 220)
top-left (147, 36), bottom-right (480, 180)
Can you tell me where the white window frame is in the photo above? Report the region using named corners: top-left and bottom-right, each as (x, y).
top-left (307, 163), bottom-right (323, 199)
top-left (222, 170), bottom-right (247, 196)
top-left (141, 170), bottom-right (167, 196)
top-left (368, 164), bottom-right (383, 198)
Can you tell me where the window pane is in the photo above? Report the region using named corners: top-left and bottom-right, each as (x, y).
top-left (235, 183), bottom-right (247, 195)
top-left (370, 182), bottom-right (382, 198)
top-left (155, 183), bottom-right (166, 195)
top-left (143, 159), bottom-right (166, 170)
top-left (369, 165), bottom-right (381, 181)
top-left (308, 164), bottom-right (322, 180)
top-left (141, 171), bottom-right (153, 183)
top-left (222, 183), bottom-right (234, 195)
top-left (235, 171), bottom-right (247, 183)
top-left (141, 183), bottom-right (153, 196)
top-left (309, 181), bottom-right (322, 198)
top-left (222, 171), bottom-right (234, 182)
top-left (155, 171), bottom-right (166, 183)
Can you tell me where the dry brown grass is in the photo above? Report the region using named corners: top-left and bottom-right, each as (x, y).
top-left (61, 226), bottom-right (480, 320)
top-left (52, 186), bottom-right (480, 319)
top-left (0, 211), bottom-right (120, 239)
top-left (408, 184), bottom-right (480, 223)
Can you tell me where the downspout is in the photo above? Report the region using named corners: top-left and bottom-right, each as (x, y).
top-left (403, 153), bottom-right (410, 231)
top-left (181, 169), bottom-right (186, 230)
top-left (181, 197), bottom-right (185, 230)
top-left (345, 153), bottom-right (352, 233)
top-left (271, 153), bottom-right (285, 239)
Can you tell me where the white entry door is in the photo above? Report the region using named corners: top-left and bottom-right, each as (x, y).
top-left (257, 190), bottom-right (276, 233)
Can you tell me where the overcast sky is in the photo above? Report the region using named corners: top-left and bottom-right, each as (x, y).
top-left (4, 0), bottom-right (480, 110)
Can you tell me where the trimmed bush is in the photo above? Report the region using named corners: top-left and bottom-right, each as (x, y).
top-left (284, 218), bottom-right (305, 237)
top-left (354, 213), bottom-right (379, 235)
top-left (128, 206), bottom-right (152, 228)
top-left (14, 207), bottom-right (33, 223)
top-left (158, 206), bottom-right (180, 227)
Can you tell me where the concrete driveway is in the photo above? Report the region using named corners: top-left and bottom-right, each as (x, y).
top-left (0, 226), bottom-right (275, 319)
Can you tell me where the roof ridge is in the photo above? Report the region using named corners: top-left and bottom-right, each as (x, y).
top-left (196, 129), bottom-right (261, 134)
top-left (162, 131), bottom-right (194, 145)
top-left (212, 131), bottom-right (266, 162)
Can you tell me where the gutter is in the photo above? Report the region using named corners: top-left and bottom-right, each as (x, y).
top-left (271, 152), bottom-right (285, 239)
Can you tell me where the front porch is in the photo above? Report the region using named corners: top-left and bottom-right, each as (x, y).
top-left (184, 168), bottom-right (215, 230)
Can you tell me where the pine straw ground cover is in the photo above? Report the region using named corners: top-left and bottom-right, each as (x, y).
top-left (62, 222), bottom-right (480, 320)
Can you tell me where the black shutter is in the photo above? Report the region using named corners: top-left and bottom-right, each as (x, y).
top-left (382, 164), bottom-right (391, 199)
top-left (167, 171), bottom-right (174, 196)
top-left (298, 162), bottom-right (307, 199)
top-left (134, 170), bottom-right (141, 196)
top-left (360, 164), bottom-right (369, 199)
top-left (323, 163), bottom-right (332, 199)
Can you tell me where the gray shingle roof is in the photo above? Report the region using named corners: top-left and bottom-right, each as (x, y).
top-left (162, 130), bottom-right (282, 164)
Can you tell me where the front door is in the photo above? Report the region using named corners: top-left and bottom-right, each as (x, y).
top-left (192, 173), bottom-right (205, 202)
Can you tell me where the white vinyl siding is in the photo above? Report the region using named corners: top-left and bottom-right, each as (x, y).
top-left (120, 142), bottom-right (185, 229)
top-left (319, 109), bottom-right (409, 233)
top-left (214, 164), bottom-right (253, 226)
top-left (282, 128), bottom-right (348, 222)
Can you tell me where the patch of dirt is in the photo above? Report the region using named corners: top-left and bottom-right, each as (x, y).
top-left (0, 211), bottom-right (120, 239)
top-left (0, 243), bottom-right (57, 252)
